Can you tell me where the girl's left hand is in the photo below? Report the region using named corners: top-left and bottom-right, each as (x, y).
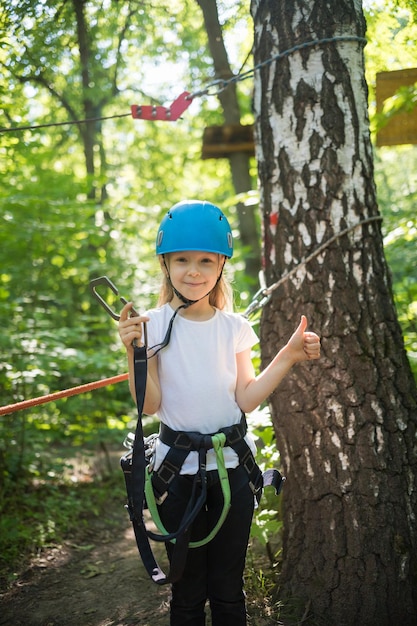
top-left (287, 315), bottom-right (321, 362)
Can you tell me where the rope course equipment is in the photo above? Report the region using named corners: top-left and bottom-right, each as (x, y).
top-left (131, 91), bottom-right (192, 122)
top-left (243, 215), bottom-right (383, 318)
top-left (0, 373), bottom-right (129, 417)
top-left (0, 35), bottom-right (367, 134)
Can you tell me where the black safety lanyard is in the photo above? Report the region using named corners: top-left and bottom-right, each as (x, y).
top-left (123, 343), bottom-right (192, 585)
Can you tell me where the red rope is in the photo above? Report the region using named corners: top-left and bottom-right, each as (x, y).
top-left (0, 373), bottom-right (129, 416)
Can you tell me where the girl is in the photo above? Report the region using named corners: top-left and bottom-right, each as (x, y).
top-left (118, 200), bottom-right (320, 626)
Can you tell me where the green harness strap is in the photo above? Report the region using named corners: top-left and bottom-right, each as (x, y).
top-left (145, 432), bottom-right (231, 548)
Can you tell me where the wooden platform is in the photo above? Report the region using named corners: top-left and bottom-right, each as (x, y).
top-left (376, 68), bottom-right (417, 146)
top-left (202, 124), bottom-right (255, 159)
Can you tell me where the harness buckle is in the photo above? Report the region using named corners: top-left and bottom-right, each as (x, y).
top-left (227, 423), bottom-right (244, 445)
top-left (157, 459), bottom-right (179, 486)
top-left (173, 432), bottom-right (193, 450)
top-left (242, 449), bottom-right (256, 475)
top-left (155, 491), bottom-right (169, 506)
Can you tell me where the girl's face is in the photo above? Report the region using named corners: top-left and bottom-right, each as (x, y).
top-left (162, 251), bottom-right (224, 303)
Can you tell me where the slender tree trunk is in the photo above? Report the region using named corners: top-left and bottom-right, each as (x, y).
top-left (197, 0), bottom-right (261, 283)
top-left (73, 0), bottom-right (99, 200)
top-left (251, 1), bottom-right (417, 624)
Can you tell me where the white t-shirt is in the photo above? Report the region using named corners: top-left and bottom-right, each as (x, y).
top-left (145, 303), bottom-right (259, 474)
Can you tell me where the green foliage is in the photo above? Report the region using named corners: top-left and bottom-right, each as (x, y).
top-left (0, 460), bottom-right (125, 586)
top-left (244, 406), bottom-right (287, 624)
top-left (364, 2), bottom-right (417, 380)
top-left (248, 407), bottom-right (283, 557)
top-left (395, 0), bottom-right (417, 22)
top-left (365, 1), bottom-right (417, 132)
top-left (374, 146), bottom-right (417, 378)
top-left (0, 0), bottom-right (416, 595)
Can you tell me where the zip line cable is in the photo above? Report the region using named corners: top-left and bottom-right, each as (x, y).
top-left (242, 215), bottom-right (383, 318)
top-left (0, 113), bottom-right (132, 133)
top-left (0, 35), bottom-right (366, 134)
top-left (191, 35), bottom-right (367, 98)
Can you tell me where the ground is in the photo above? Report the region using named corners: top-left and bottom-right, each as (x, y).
top-left (0, 447), bottom-right (279, 626)
top-left (0, 506), bottom-right (173, 626)
top-left (0, 506), bottom-right (279, 626)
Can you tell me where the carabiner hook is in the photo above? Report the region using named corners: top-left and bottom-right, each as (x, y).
top-left (90, 276), bottom-right (128, 320)
top-left (89, 276), bottom-right (147, 347)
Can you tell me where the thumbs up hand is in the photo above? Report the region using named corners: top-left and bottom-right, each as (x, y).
top-left (286, 315), bottom-right (321, 363)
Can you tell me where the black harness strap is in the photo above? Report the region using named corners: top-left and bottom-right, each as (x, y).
top-left (121, 344), bottom-right (191, 585)
top-left (151, 428), bottom-right (224, 502)
top-left (157, 416), bottom-right (285, 503)
top-left (156, 415), bottom-right (264, 499)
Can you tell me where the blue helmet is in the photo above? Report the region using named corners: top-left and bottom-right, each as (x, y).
top-left (156, 200), bottom-right (233, 258)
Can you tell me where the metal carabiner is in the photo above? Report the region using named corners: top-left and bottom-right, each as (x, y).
top-left (89, 276), bottom-right (147, 346)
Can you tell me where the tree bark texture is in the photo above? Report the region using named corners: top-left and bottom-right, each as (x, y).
top-left (251, 1), bottom-right (417, 624)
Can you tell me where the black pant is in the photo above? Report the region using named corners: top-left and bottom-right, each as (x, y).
top-left (157, 464), bottom-right (255, 626)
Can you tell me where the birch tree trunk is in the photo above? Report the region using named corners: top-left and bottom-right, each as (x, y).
top-left (250, 1), bottom-right (417, 624)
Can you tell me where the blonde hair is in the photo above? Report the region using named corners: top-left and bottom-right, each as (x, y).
top-left (157, 255), bottom-right (233, 311)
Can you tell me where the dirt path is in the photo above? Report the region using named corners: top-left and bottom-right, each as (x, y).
top-left (0, 445), bottom-right (276, 626)
top-left (0, 508), bottom-right (172, 626)
top-left (0, 509), bottom-right (277, 626)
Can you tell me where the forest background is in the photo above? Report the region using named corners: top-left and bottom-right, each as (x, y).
top-left (0, 0), bottom-right (416, 613)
